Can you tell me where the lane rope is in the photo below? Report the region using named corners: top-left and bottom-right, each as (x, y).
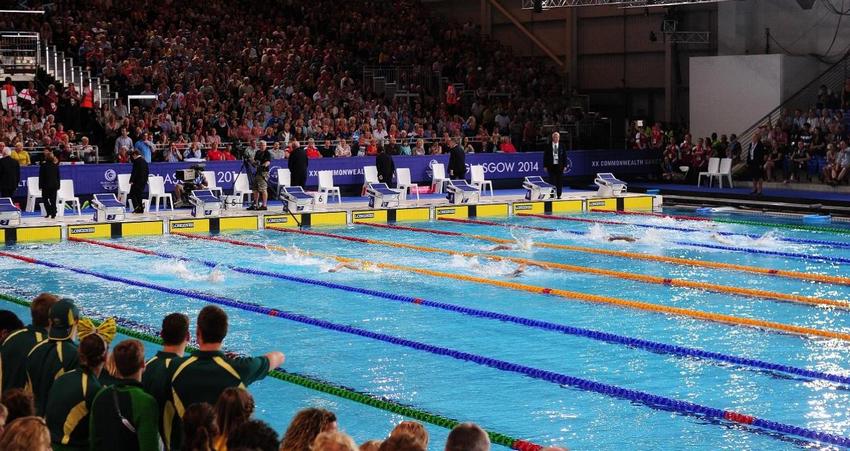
top-left (72, 236), bottom-right (850, 387)
top-left (514, 214), bottom-right (850, 265)
top-left (0, 292), bottom-right (540, 450)
top-left (0, 254), bottom-right (845, 447)
top-left (386, 220), bottom-right (850, 287)
top-left (601, 210), bottom-right (850, 235)
top-left (346, 225), bottom-right (850, 309)
top-left (264, 227), bottom-right (850, 341)
top-left (454, 213), bottom-right (850, 250)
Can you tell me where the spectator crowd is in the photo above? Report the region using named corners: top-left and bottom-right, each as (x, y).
top-left (0, 293), bottom-right (559, 451)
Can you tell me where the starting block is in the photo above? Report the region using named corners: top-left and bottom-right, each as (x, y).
top-left (91, 194), bottom-right (126, 223)
top-left (281, 186), bottom-right (316, 213)
top-left (446, 180), bottom-right (480, 205)
top-left (523, 176), bottom-right (556, 201)
top-left (366, 183), bottom-right (402, 208)
top-left (190, 190), bottom-right (222, 217)
top-left (0, 198), bottom-right (21, 226)
top-left (594, 172), bottom-right (627, 197)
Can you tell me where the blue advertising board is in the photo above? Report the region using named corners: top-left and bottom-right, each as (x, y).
top-left (13, 150), bottom-right (660, 196)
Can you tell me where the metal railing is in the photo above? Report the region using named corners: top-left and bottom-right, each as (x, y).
top-left (738, 51), bottom-right (850, 145)
top-left (41, 44), bottom-right (115, 108)
top-left (0, 31), bottom-right (39, 77)
top-left (362, 65), bottom-right (438, 97)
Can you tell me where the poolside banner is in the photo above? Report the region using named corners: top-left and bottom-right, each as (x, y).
top-left (14, 150), bottom-right (661, 196)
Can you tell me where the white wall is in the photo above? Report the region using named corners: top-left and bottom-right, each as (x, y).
top-left (718, 0), bottom-right (850, 57)
top-left (690, 54), bottom-right (781, 139)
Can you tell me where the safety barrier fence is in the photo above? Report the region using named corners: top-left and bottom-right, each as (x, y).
top-left (0, 253), bottom-right (846, 446)
top-left (265, 227), bottom-right (850, 341)
top-left (514, 214), bottom-right (850, 265)
top-left (601, 210), bottom-right (850, 235)
top-left (492, 212), bottom-right (850, 250)
top-left (0, 292), bottom-right (540, 450)
top-left (73, 236), bottom-right (850, 387)
top-left (348, 224), bottom-right (848, 309)
top-left (416, 219), bottom-right (850, 287)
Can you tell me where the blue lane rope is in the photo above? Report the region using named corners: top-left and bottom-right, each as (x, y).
top-left (2, 250), bottom-right (849, 447)
top-left (74, 237), bottom-right (850, 387)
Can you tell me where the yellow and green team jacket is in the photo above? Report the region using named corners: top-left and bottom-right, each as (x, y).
top-left (45, 369), bottom-right (101, 451)
top-left (88, 379), bottom-right (160, 451)
top-left (141, 351), bottom-right (181, 451)
top-left (26, 338), bottom-right (79, 415)
top-left (1, 325), bottom-right (48, 391)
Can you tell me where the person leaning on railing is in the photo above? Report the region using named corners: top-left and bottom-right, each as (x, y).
top-left (10, 142), bottom-right (30, 166)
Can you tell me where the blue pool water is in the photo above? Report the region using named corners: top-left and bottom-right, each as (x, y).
top-left (3, 209), bottom-right (850, 449)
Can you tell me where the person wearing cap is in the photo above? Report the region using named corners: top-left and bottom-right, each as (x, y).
top-left (88, 339), bottom-right (160, 451)
top-left (1, 293), bottom-right (58, 391)
top-left (142, 313), bottom-right (189, 450)
top-left (169, 306), bottom-right (284, 421)
top-left (44, 319), bottom-right (113, 451)
top-left (25, 298), bottom-right (80, 416)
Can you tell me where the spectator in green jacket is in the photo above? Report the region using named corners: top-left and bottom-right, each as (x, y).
top-left (26, 298), bottom-right (80, 415)
top-left (45, 334), bottom-right (108, 451)
top-left (169, 306), bottom-right (284, 419)
top-left (141, 312), bottom-right (190, 450)
top-left (1, 293), bottom-right (57, 392)
top-left (89, 339), bottom-right (160, 451)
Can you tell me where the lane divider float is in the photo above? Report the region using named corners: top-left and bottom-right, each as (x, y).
top-left (71, 236), bottom-right (850, 387)
top-left (600, 210), bottom-right (850, 235)
top-left (515, 214), bottom-right (850, 265)
top-left (0, 292), bottom-right (541, 450)
top-left (0, 255), bottom-right (846, 447)
top-left (344, 225), bottom-right (850, 309)
top-left (382, 221), bottom-right (850, 287)
top-left (264, 228), bottom-right (850, 341)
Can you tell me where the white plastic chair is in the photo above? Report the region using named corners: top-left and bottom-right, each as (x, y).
top-left (469, 165), bottom-right (494, 197)
top-left (717, 158), bottom-right (734, 188)
top-left (318, 170), bottom-right (342, 204)
top-left (395, 168), bottom-right (420, 203)
top-left (25, 176), bottom-right (41, 212)
top-left (144, 175), bottom-right (173, 212)
top-left (362, 166), bottom-right (379, 196)
top-left (431, 163), bottom-right (449, 193)
top-left (202, 171), bottom-right (223, 197)
top-left (697, 157), bottom-right (720, 187)
top-left (276, 168), bottom-right (292, 198)
top-left (233, 172), bottom-right (253, 205)
top-left (57, 179), bottom-right (82, 216)
top-left (116, 173), bottom-right (131, 207)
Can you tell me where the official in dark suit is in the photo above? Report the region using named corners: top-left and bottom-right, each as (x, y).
top-left (447, 138), bottom-right (466, 179)
top-left (38, 150), bottom-right (60, 218)
top-left (0, 148), bottom-right (20, 198)
top-left (288, 144), bottom-right (308, 187)
top-left (376, 145), bottom-right (395, 185)
top-left (544, 131), bottom-right (568, 198)
top-left (746, 133), bottom-right (766, 196)
top-left (129, 150), bottom-right (149, 213)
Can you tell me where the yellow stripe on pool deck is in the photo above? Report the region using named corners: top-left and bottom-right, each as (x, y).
top-left (121, 221), bottom-right (165, 237)
top-left (434, 206), bottom-right (469, 219)
top-left (219, 216), bottom-right (259, 231)
top-left (309, 211), bottom-right (349, 226)
top-left (475, 203), bottom-right (509, 217)
top-left (169, 219), bottom-right (210, 233)
top-left (16, 225), bottom-right (62, 243)
top-left (623, 196), bottom-right (654, 211)
top-left (511, 202), bottom-right (544, 215)
top-left (352, 210), bottom-right (388, 224)
top-left (550, 200), bottom-right (583, 213)
top-left (393, 207), bottom-right (430, 223)
top-left (67, 224), bottom-right (111, 239)
top-left (586, 198), bottom-right (617, 211)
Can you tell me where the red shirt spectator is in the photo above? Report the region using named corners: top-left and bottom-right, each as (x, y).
top-left (499, 137), bottom-right (517, 153)
top-left (306, 145), bottom-right (322, 159)
top-left (207, 148), bottom-right (225, 161)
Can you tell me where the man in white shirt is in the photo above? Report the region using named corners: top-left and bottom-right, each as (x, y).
top-left (544, 131), bottom-right (567, 198)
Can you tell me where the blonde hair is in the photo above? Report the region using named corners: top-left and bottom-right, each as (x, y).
top-left (390, 421), bottom-right (429, 449)
top-left (311, 431), bottom-right (357, 451)
top-left (0, 416), bottom-right (50, 451)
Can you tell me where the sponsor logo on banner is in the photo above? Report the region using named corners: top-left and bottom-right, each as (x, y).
top-left (514, 204), bottom-right (533, 211)
top-left (588, 201), bottom-right (607, 207)
top-left (69, 227), bottom-right (95, 234)
top-left (437, 208), bottom-right (456, 215)
top-left (354, 213), bottom-right (375, 219)
top-left (104, 169), bottom-right (117, 182)
top-left (100, 168), bottom-right (119, 191)
top-left (266, 217), bottom-right (289, 224)
top-left (171, 222), bottom-right (194, 229)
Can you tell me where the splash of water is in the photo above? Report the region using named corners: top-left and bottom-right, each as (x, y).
top-left (449, 254), bottom-right (521, 276)
top-left (265, 245), bottom-right (324, 266)
top-left (153, 260), bottom-right (225, 283)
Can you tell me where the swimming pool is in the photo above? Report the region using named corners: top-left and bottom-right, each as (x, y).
top-left (2, 208), bottom-right (850, 450)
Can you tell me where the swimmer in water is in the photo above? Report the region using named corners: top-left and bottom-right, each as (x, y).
top-left (607, 235), bottom-right (637, 243)
top-left (710, 233), bottom-right (736, 246)
top-left (327, 261), bottom-right (377, 273)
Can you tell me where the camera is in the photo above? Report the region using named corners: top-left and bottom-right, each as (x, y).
top-left (177, 164), bottom-right (206, 183)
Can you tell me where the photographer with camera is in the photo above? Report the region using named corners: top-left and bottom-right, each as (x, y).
top-left (174, 164), bottom-right (209, 207)
top-left (247, 141), bottom-right (272, 210)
